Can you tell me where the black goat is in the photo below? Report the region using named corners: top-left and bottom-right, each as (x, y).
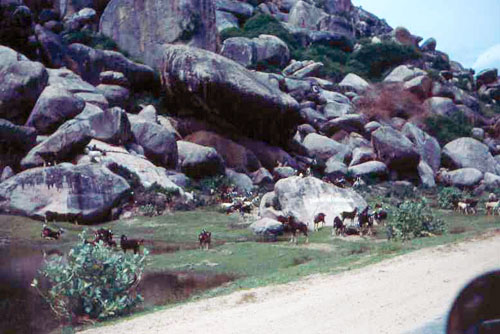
top-left (332, 216), bottom-right (346, 236)
top-left (341, 207), bottom-right (358, 223)
top-left (120, 235), bottom-right (144, 254)
top-left (313, 213), bottom-right (326, 231)
top-left (94, 228), bottom-right (117, 247)
top-left (41, 224), bottom-right (64, 240)
top-left (199, 229), bottom-right (211, 250)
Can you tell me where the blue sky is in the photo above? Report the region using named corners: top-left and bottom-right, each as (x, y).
top-left (354, 0), bottom-right (500, 71)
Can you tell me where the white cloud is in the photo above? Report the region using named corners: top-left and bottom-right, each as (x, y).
top-left (472, 44), bottom-right (500, 72)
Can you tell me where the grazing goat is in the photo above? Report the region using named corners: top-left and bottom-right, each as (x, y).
top-left (358, 207), bottom-right (373, 236)
top-left (94, 228), bottom-right (117, 247)
top-left (332, 216), bottom-right (345, 236)
top-left (485, 201), bottom-right (500, 216)
top-left (120, 235), bottom-right (144, 254)
top-left (457, 201), bottom-right (471, 215)
top-left (464, 199), bottom-right (478, 215)
top-left (41, 224), bottom-right (64, 240)
top-left (341, 207), bottom-right (358, 223)
top-left (280, 215), bottom-right (308, 244)
top-left (313, 213), bottom-right (326, 231)
top-left (199, 229), bottom-right (211, 250)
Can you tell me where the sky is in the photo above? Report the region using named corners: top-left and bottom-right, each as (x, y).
top-left (353, 0), bottom-right (500, 72)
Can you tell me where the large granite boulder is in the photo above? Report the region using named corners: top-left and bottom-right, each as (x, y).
top-left (225, 168), bottom-right (254, 194)
top-left (216, 10), bottom-right (238, 32)
top-left (184, 131), bottom-right (260, 173)
top-left (99, 0), bottom-right (217, 67)
top-left (401, 123), bottom-right (441, 173)
top-left (47, 68), bottom-right (109, 109)
top-left (129, 116), bottom-right (178, 169)
top-left (0, 46), bottom-right (48, 124)
top-left (303, 133), bottom-right (349, 162)
top-left (384, 65), bottom-right (426, 83)
top-left (288, 1), bottom-right (327, 31)
top-left (34, 24), bottom-right (66, 68)
top-left (249, 217), bottom-right (283, 236)
top-left (78, 105), bottom-right (133, 145)
top-left (21, 120), bottom-right (91, 169)
top-left (216, 0), bottom-right (253, 19)
top-left (339, 73), bottom-right (369, 94)
top-left (371, 126), bottom-right (420, 174)
top-left (159, 45), bottom-right (300, 147)
top-left (438, 168), bottom-right (483, 188)
top-left (347, 161), bottom-right (388, 179)
top-left (78, 140), bottom-right (182, 192)
top-left (320, 114), bottom-right (367, 136)
top-left (177, 140), bottom-right (225, 179)
top-left (26, 86), bottom-right (85, 134)
top-left (65, 43), bottom-right (157, 90)
top-left (442, 137), bottom-right (500, 175)
top-left (0, 118), bottom-right (37, 152)
top-left (0, 163), bottom-right (130, 223)
top-left (221, 34), bottom-right (290, 68)
top-left (96, 84), bottom-right (130, 109)
top-left (423, 97), bottom-right (458, 117)
top-left (268, 176), bottom-right (367, 230)
top-left (238, 138), bottom-right (297, 171)
top-left (417, 161), bottom-right (436, 188)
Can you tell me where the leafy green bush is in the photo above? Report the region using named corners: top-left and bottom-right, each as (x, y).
top-left (386, 199), bottom-right (445, 240)
top-left (347, 42), bottom-right (421, 80)
top-left (437, 187), bottom-right (462, 209)
top-left (424, 111), bottom-right (473, 146)
top-left (32, 232), bottom-right (148, 322)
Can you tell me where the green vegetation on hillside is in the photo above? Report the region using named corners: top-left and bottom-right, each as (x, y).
top-left (424, 110), bottom-right (473, 146)
top-left (220, 14), bottom-right (421, 80)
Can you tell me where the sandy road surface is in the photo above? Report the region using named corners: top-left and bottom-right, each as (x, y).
top-left (81, 232), bottom-right (500, 334)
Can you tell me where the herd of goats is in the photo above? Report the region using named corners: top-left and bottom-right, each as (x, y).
top-left (39, 184), bottom-right (500, 251)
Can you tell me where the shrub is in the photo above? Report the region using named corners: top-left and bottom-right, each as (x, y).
top-left (356, 83), bottom-right (425, 121)
top-left (424, 111), bottom-right (473, 146)
top-left (386, 199), bottom-right (445, 241)
top-left (347, 42), bottom-right (421, 80)
top-left (437, 187), bottom-right (462, 209)
top-left (32, 232), bottom-right (148, 323)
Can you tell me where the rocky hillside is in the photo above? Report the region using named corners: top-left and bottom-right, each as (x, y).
top-left (0, 0), bottom-right (499, 224)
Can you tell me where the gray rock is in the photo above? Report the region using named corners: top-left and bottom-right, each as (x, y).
top-left (339, 73), bottom-right (370, 94)
top-left (291, 62), bottom-right (324, 79)
top-left (0, 46), bottom-right (48, 124)
top-left (288, 0), bottom-right (327, 31)
top-left (159, 44), bottom-right (300, 147)
top-left (324, 159), bottom-right (348, 179)
top-left (323, 100), bottom-right (353, 119)
top-left (226, 168), bottom-right (253, 194)
top-left (96, 84), bottom-right (130, 109)
top-left (471, 127), bottom-right (485, 141)
top-left (321, 114), bottom-right (367, 136)
top-left (252, 167), bottom-right (274, 186)
top-left (65, 43), bottom-right (158, 90)
top-left (0, 163), bottom-right (131, 223)
top-left (384, 65), bottom-right (426, 83)
top-left (364, 121), bottom-right (381, 133)
top-left (138, 105), bottom-right (158, 123)
top-left (318, 15), bottom-right (355, 39)
top-left (166, 171), bottom-right (190, 188)
top-left (417, 161), bottom-right (436, 188)
top-left (404, 75), bottom-right (432, 99)
top-left (401, 122), bottom-right (441, 173)
top-left (80, 106), bottom-right (133, 145)
top-left (21, 120), bottom-right (91, 169)
top-left (184, 130), bottom-right (260, 173)
top-left (216, 0), bottom-right (254, 18)
top-left (130, 119), bottom-right (178, 169)
top-left (34, 24), bottom-right (66, 68)
top-left (221, 35), bottom-right (290, 68)
top-left (349, 147), bottom-right (375, 167)
top-left (348, 161), bottom-right (388, 178)
top-left (64, 7), bottom-right (96, 31)
top-left (177, 140), bottom-right (225, 178)
top-left (391, 26), bottom-right (422, 48)
top-left (271, 176), bottom-right (367, 230)
top-left (442, 137), bottom-right (500, 175)
top-left (483, 172), bottom-right (500, 189)
top-left (273, 166), bottom-right (296, 180)
top-left (301, 107), bottom-right (327, 127)
top-left (99, 71), bottom-right (130, 87)
top-left (238, 138), bottom-right (297, 171)
top-left (303, 133), bottom-right (349, 161)
top-left (439, 168), bottom-right (483, 188)
top-left (0, 118), bottom-right (37, 152)
top-left (0, 166), bottom-right (14, 181)
top-left (423, 97), bottom-right (458, 117)
top-left (249, 217), bottom-right (282, 235)
top-left (216, 10), bottom-right (239, 32)
top-left (26, 86), bottom-right (85, 134)
top-left (371, 126), bottom-right (420, 173)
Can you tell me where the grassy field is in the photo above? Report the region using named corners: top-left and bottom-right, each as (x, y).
top-left (1, 197), bottom-right (499, 332)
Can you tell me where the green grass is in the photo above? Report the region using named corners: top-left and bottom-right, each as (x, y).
top-left (3, 204), bottom-right (499, 331)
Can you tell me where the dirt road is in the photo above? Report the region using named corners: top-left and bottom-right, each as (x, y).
top-left (81, 232), bottom-right (500, 334)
